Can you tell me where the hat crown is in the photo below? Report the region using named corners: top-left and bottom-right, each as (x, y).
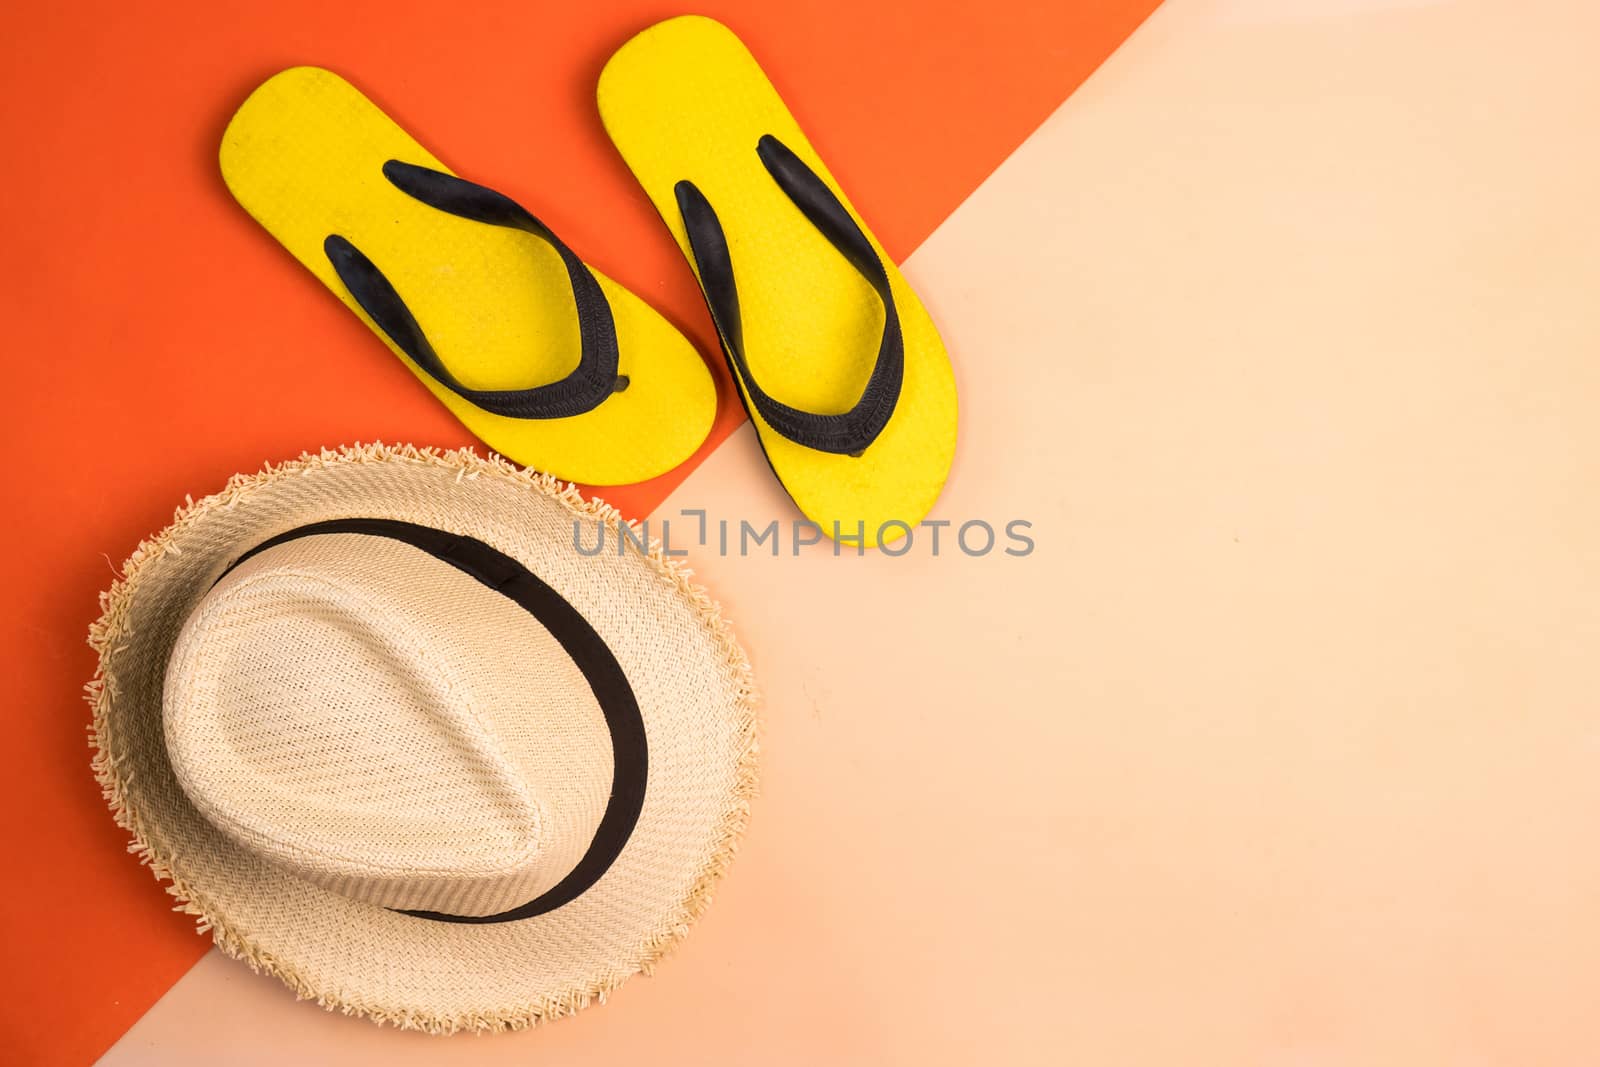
top-left (163, 534), bottom-right (613, 917)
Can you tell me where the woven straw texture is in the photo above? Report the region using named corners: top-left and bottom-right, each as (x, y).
top-left (165, 535), bottom-right (614, 917)
top-left (88, 444), bottom-right (758, 1032)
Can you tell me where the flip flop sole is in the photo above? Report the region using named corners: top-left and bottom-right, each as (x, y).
top-left (598, 17), bottom-right (959, 547)
top-left (222, 67), bottom-right (716, 486)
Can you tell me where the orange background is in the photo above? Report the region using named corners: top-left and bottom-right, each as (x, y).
top-left (0, 2), bottom-right (1157, 1063)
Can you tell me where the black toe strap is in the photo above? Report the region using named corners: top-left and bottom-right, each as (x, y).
top-left (675, 135), bottom-right (903, 456)
top-left (325, 161), bottom-right (626, 421)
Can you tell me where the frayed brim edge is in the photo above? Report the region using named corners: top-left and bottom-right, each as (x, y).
top-left (85, 441), bottom-right (760, 1034)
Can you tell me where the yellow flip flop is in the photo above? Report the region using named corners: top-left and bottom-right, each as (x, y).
top-left (598, 17), bottom-right (958, 548)
top-left (221, 67), bottom-right (716, 486)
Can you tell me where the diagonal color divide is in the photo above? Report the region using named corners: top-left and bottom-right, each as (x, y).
top-left (0, 1), bottom-right (1161, 1063)
top-left (100, 1), bottom-right (1600, 1062)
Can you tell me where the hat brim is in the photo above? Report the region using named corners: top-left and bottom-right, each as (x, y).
top-left (88, 443), bottom-right (758, 1032)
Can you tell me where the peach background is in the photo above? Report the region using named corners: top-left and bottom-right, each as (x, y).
top-left (103, 0), bottom-right (1600, 1063)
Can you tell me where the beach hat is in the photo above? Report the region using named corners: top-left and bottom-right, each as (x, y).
top-left (87, 443), bottom-right (757, 1032)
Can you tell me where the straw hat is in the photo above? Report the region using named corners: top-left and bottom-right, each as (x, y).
top-left (87, 443), bottom-right (757, 1032)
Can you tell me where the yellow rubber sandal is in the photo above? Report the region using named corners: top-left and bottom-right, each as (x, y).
top-left (221, 66), bottom-right (716, 486)
top-left (598, 17), bottom-right (958, 548)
